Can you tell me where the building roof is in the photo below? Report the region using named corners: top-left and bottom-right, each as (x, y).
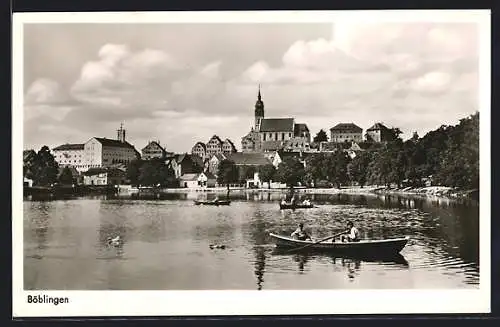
top-left (192, 142), bottom-right (206, 151)
top-left (276, 150), bottom-right (311, 160)
top-left (94, 137), bottom-right (135, 149)
top-left (330, 123), bottom-right (363, 133)
top-left (142, 141), bottom-right (165, 152)
top-left (367, 122), bottom-right (389, 131)
top-left (211, 153), bottom-right (227, 162)
top-left (225, 152), bottom-right (272, 166)
top-left (53, 143), bottom-right (85, 151)
top-left (294, 123), bottom-right (310, 134)
top-left (208, 135), bottom-right (223, 144)
top-left (223, 138), bottom-right (237, 150)
top-left (23, 150), bottom-right (36, 161)
top-left (259, 118), bottom-right (294, 132)
top-left (180, 173), bottom-right (199, 181)
top-left (83, 167), bottom-right (125, 176)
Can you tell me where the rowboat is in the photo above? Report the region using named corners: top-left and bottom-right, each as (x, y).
top-left (194, 200), bottom-right (231, 206)
top-left (279, 202), bottom-right (314, 210)
top-left (269, 233), bottom-right (409, 255)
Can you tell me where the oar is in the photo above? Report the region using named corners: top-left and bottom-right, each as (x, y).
top-left (286, 230), bottom-right (349, 253)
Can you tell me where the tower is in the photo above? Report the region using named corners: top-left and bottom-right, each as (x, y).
top-left (117, 123), bottom-right (126, 143)
top-left (254, 84), bottom-right (264, 131)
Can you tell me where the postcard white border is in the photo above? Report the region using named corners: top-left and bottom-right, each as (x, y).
top-left (12, 10), bottom-right (491, 317)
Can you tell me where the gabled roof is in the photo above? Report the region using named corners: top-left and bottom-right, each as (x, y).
top-left (367, 123), bottom-right (389, 131)
top-left (210, 153), bottom-right (227, 162)
top-left (142, 141), bottom-right (165, 152)
top-left (208, 135), bottom-right (223, 144)
top-left (94, 137), bottom-right (135, 149)
top-left (192, 142), bottom-right (206, 151)
top-left (223, 139), bottom-right (237, 150)
top-left (225, 152), bottom-right (272, 166)
top-left (53, 143), bottom-right (85, 151)
top-left (330, 123), bottom-right (363, 133)
top-left (294, 123), bottom-right (310, 134)
top-left (259, 118), bottom-right (294, 132)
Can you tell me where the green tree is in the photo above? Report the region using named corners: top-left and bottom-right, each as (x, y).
top-left (313, 129), bottom-right (328, 143)
top-left (58, 167), bottom-right (75, 185)
top-left (217, 159), bottom-right (239, 191)
top-left (258, 164), bottom-right (276, 189)
top-left (275, 156), bottom-right (305, 188)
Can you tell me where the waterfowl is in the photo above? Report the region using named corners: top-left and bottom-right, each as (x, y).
top-left (107, 236), bottom-right (121, 246)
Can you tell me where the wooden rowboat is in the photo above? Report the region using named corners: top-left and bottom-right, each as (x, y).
top-left (279, 202), bottom-right (314, 210)
top-left (269, 233), bottom-right (410, 255)
top-left (194, 200), bottom-right (231, 206)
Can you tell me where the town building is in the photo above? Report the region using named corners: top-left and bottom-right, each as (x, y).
top-left (241, 86), bottom-right (311, 153)
top-left (52, 124), bottom-right (139, 173)
top-left (179, 171), bottom-right (217, 189)
top-left (141, 141), bottom-right (166, 160)
top-left (166, 153), bottom-right (203, 179)
top-left (329, 123), bottom-right (363, 143)
top-left (52, 143), bottom-right (85, 171)
top-left (222, 139), bottom-right (237, 155)
top-left (82, 167), bottom-right (126, 186)
top-left (272, 150), bottom-right (310, 169)
top-left (191, 142), bottom-right (207, 161)
top-left (206, 135), bottom-right (223, 157)
top-left (208, 153), bottom-right (227, 176)
top-left (366, 122), bottom-right (393, 142)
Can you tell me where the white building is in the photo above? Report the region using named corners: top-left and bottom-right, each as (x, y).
top-left (52, 144), bottom-right (85, 172)
top-left (52, 124), bottom-right (138, 173)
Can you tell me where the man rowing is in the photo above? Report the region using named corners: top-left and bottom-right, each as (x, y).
top-left (341, 221), bottom-right (360, 242)
top-left (291, 223), bottom-right (312, 241)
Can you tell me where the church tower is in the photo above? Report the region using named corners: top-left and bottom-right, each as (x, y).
top-left (254, 84), bottom-right (264, 131)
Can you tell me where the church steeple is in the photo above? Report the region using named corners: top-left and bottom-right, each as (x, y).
top-left (254, 84), bottom-right (264, 130)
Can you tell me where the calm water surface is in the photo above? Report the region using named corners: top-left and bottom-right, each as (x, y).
top-left (24, 192), bottom-right (479, 290)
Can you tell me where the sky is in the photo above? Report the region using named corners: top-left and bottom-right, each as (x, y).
top-left (22, 19), bottom-right (480, 153)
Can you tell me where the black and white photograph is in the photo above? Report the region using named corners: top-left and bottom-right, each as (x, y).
top-left (13, 10), bottom-right (490, 317)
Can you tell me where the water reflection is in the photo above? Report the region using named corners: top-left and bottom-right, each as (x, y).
top-left (24, 191), bottom-right (479, 290)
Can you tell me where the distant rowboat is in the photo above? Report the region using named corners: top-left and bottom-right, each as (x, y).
top-left (194, 200), bottom-right (231, 206)
top-left (269, 233), bottom-right (410, 255)
top-left (279, 202), bottom-right (314, 210)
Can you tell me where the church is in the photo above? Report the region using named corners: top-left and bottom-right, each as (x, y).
top-left (241, 86), bottom-right (311, 153)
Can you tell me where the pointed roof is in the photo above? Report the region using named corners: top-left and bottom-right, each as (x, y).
top-left (141, 141), bottom-right (165, 152)
top-left (193, 141), bottom-right (206, 150)
top-left (367, 122), bottom-right (389, 131)
top-left (294, 123), bottom-right (309, 134)
top-left (208, 134), bottom-right (223, 144)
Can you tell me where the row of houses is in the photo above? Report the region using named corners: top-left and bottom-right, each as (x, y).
top-left (191, 135), bottom-right (237, 162)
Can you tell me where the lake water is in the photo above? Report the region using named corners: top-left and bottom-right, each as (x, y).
top-left (23, 191), bottom-right (479, 290)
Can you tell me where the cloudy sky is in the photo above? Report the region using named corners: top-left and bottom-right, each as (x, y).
top-left (22, 20), bottom-right (480, 153)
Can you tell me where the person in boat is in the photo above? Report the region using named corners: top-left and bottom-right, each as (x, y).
top-left (280, 198), bottom-right (287, 206)
top-left (341, 221), bottom-right (360, 242)
top-left (213, 196), bottom-right (219, 203)
top-left (291, 223), bottom-right (312, 241)
top-left (302, 198), bottom-right (311, 206)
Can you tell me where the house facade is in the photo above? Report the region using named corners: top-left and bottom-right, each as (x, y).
top-left (141, 141), bottom-right (166, 160)
top-left (83, 168), bottom-right (126, 186)
top-left (366, 123), bottom-right (392, 142)
top-left (52, 144), bottom-right (85, 172)
top-left (206, 135), bottom-right (223, 157)
top-left (191, 142), bottom-right (207, 161)
top-left (222, 139), bottom-right (237, 155)
top-left (330, 123), bottom-right (363, 143)
top-left (208, 153), bottom-right (227, 176)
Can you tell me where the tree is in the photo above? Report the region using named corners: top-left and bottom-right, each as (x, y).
top-left (58, 167), bottom-right (74, 185)
top-left (138, 158), bottom-right (176, 187)
top-left (304, 153), bottom-right (329, 187)
top-left (325, 151), bottom-right (350, 188)
top-left (313, 129), bottom-right (328, 143)
top-left (258, 164), bottom-right (276, 189)
top-left (31, 146), bottom-right (59, 186)
top-left (275, 156), bottom-right (305, 188)
top-left (347, 151), bottom-right (372, 187)
top-left (217, 159), bottom-right (239, 191)
top-left (126, 159), bottom-right (143, 186)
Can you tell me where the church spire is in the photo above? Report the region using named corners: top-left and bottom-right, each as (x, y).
top-left (258, 84), bottom-right (261, 101)
top-left (254, 84), bottom-right (264, 130)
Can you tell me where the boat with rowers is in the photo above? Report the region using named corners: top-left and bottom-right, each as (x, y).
top-left (269, 233), bottom-right (410, 255)
top-left (194, 199), bottom-right (231, 206)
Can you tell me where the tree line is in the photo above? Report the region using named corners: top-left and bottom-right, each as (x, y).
top-left (216, 112), bottom-right (479, 191)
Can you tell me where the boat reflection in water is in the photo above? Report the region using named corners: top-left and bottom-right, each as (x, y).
top-left (271, 248), bottom-right (409, 278)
